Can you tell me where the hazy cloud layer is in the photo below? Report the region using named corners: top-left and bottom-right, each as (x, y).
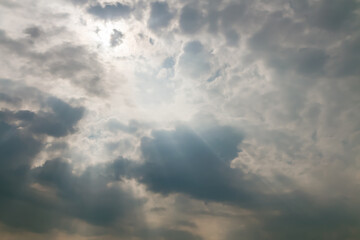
top-left (0, 0), bottom-right (360, 239)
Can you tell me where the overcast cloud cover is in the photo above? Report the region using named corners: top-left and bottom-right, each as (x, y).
top-left (0, 0), bottom-right (360, 239)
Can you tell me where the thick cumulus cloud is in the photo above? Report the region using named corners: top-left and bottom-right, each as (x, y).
top-left (0, 80), bottom-right (83, 231)
top-left (1, 0), bottom-right (360, 239)
top-left (111, 124), bottom-right (360, 239)
top-left (0, 80), bottom-right (200, 239)
top-left (135, 125), bottom-right (253, 204)
top-left (33, 158), bottom-right (141, 227)
top-left (0, 80), bottom-right (146, 237)
top-left (0, 99), bottom-right (84, 138)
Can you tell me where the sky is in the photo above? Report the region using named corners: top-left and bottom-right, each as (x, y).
top-left (0, 0), bottom-right (360, 239)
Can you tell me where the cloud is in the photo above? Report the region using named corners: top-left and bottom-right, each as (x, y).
top-left (0, 92), bottom-right (21, 106)
top-left (220, 3), bottom-right (248, 30)
top-left (0, 89), bottom-right (84, 138)
top-left (247, 11), bottom-right (330, 78)
top-left (228, 199), bottom-right (360, 240)
top-left (112, 123), bottom-right (360, 239)
top-left (179, 5), bottom-right (204, 34)
top-left (1, 0), bottom-right (360, 239)
top-left (131, 125), bottom-right (261, 205)
top-left (106, 119), bottom-right (139, 134)
top-left (330, 34), bottom-right (360, 78)
top-left (0, 80), bottom-right (87, 232)
top-left (0, 78), bottom-right (198, 238)
top-left (110, 29), bottom-right (124, 47)
top-left (162, 56), bottom-right (175, 69)
top-left (0, 87), bottom-right (140, 233)
top-left (0, 79), bottom-right (85, 163)
top-left (23, 26), bottom-right (42, 38)
top-left (66, 0), bottom-right (88, 5)
top-left (148, 2), bottom-right (174, 31)
top-left (33, 158), bottom-right (142, 227)
top-left (145, 228), bottom-right (203, 240)
top-left (224, 30), bottom-right (240, 47)
top-left (178, 41), bottom-right (211, 78)
top-left (0, 119), bottom-right (42, 170)
top-left (309, 0), bottom-right (358, 31)
top-left (87, 2), bottom-right (132, 20)
top-left (0, 30), bottom-right (106, 95)
top-left (30, 97), bottom-right (85, 137)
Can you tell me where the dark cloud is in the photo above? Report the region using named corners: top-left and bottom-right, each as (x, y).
top-left (0, 98), bottom-right (84, 138)
top-left (228, 199), bottom-right (360, 240)
top-left (0, 80), bottom-right (84, 182)
top-left (0, 120), bottom-right (41, 171)
top-left (0, 83), bottom-right (140, 232)
top-left (30, 97), bottom-right (85, 137)
top-left (179, 5), bottom-right (204, 34)
top-left (1, 0), bottom-right (360, 239)
top-left (203, 1), bottom-right (252, 43)
top-left (0, 135), bottom-right (198, 239)
top-left (0, 79), bottom-right (45, 107)
top-left (224, 29), bottom-right (240, 47)
top-left (131, 125), bottom-right (260, 205)
top-left (248, 12), bottom-right (303, 52)
top-left (289, 0), bottom-right (309, 14)
top-left (34, 158), bottom-right (142, 227)
top-left (0, 195), bottom-right (65, 233)
top-left (146, 228), bottom-right (203, 240)
top-left (309, 0), bottom-right (358, 31)
top-left (220, 3), bottom-right (248, 30)
top-left (0, 79), bottom-right (90, 232)
top-left (0, 125), bottom-right (141, 233)
top-left (150, 207), bottom-right (166, 212)
top-left (293, 48), bottom-right (328, 75)
top-left (331, 35), bottom-right (360, 78)
top-left (0, 30), bottom-right (106, 95)
top-left (113, 122), bottom-right (360, 239)
top-left (23, 26), bottom-right (42, 39)
top-left (110, 29), bottom-right (124, 47)
top-left (248, 12), bottom-right (328, 76)
top-left (264, 47), bottom-right (328, 76)
top-left (176, 220), bottom-right (197, 228)
top-left (148, 2), bottom-right (174, 31)
top-left (0, 29), bottom-right (27, 54)
top-left (87, 2), bottom-right (132, 20)
top-left (0, 98), bottom-right (141, 233)
top-left (0, 92), bottom-right (21, 106)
